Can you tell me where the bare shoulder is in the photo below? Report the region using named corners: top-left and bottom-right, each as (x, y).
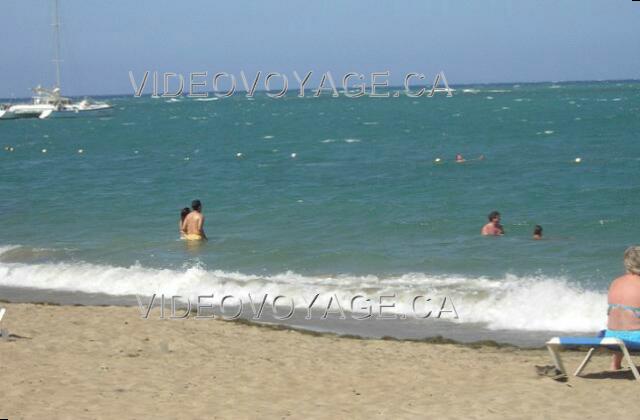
top-left (609, 274), bottom-right (631, 291)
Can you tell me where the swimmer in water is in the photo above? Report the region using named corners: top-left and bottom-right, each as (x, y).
top-left (455, 153), bottom-right (466, 163)
top-left (181, 199), bottom-right (207, 241)
top-left (481, 211), bottom-right (504, 236)
top-left (533, 225), bottom-right (543, 240)
top-left (179, 207), bottom-right (190, 239)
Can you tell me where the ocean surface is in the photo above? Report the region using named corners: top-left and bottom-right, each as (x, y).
top-left (1, 81), bottom-right (639, 346)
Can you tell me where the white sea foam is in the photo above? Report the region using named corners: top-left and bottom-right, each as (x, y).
top-left (0, 245), bottom-right (21, 255)
top-left (344, 138), bottom-right (361, 143)
top-left (0, 249), bottom-right (607, 332)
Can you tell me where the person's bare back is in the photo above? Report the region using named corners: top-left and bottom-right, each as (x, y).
top-left (181, 200), bottom-right (207, 240)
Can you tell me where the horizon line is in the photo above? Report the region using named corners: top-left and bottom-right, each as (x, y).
top-left (1, 77), bottom-right (638, 102)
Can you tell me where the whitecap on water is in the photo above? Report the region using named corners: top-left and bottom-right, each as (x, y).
top-left (344, 138), bottom-right (361, 143)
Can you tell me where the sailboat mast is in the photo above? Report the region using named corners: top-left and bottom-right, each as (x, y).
top-left (52, 0), bottom-right (61, 89)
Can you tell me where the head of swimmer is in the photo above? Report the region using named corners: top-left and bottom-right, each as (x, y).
top-left (180, 207), bottom-right (191, 222)
top-left (191, 199), bottom-right (202, 213)
top-left (488, 211), bottom-right (501, 225)
top-left (533, 225), bottom-right (543, 239)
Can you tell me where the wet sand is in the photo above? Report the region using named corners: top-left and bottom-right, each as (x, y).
top-left (1, 303), bottom-right (638, 419)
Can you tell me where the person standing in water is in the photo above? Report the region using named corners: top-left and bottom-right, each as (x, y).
top-left (182, 200), bottom-right (207, 241)
top-left (481, 211), bottom-right (504, 236)
top-left (533, 225), bottom-right (543, 240)
top-left (179, 207), bottom-right (191, 239)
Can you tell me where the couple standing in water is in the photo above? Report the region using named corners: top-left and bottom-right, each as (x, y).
top-left (180, 199), bottom-right (207, 241)
top-left (481, 210), bottom-right (543, 239)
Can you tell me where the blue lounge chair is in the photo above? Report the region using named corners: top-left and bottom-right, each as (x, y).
top-left (546, 335), bottom-right (640, 381)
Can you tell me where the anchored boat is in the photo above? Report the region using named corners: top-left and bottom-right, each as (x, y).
top-left (0, 0), bottom-right (112, 120)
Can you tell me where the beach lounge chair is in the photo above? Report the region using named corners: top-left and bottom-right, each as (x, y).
top-left (546, 335), bottom-right (640, 381)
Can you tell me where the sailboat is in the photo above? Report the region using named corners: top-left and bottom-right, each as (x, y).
top-left (0, 0), bottom-right (112, 120)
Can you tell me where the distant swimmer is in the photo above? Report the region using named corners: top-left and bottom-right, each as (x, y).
top-left (179, 207), bottom-right (191, 239)
top-left (533, 225), bottom-right (543, 240)
top-left (181, 199), bottom-right (207, 241)
top-left (481, 211), bottom-right (504, 236)
top-left (456, 154), bottom-right (485, 163)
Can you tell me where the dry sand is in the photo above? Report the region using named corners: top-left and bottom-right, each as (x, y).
top-left (0, 302), bottom-right (638, 419)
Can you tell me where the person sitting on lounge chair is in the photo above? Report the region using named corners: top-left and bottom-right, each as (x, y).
top-left (606, 246), bottom-right (640, 370)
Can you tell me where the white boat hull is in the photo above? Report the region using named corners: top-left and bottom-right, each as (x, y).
top-left (0, 103), bottom-right (57, 119)
top-left (0, 103), bottom-right (113, 120)
top-left (51, 104), bottom-right (113, 118)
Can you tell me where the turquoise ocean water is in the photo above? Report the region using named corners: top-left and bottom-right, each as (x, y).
top-left (1, 81), bottom-right (639, 344)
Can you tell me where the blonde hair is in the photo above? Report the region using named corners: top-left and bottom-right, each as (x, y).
top-left (624, 246), bottom-right (640, 275)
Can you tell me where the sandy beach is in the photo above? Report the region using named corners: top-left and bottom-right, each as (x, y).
top-left (1, 302), bottom-right (638, 419)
